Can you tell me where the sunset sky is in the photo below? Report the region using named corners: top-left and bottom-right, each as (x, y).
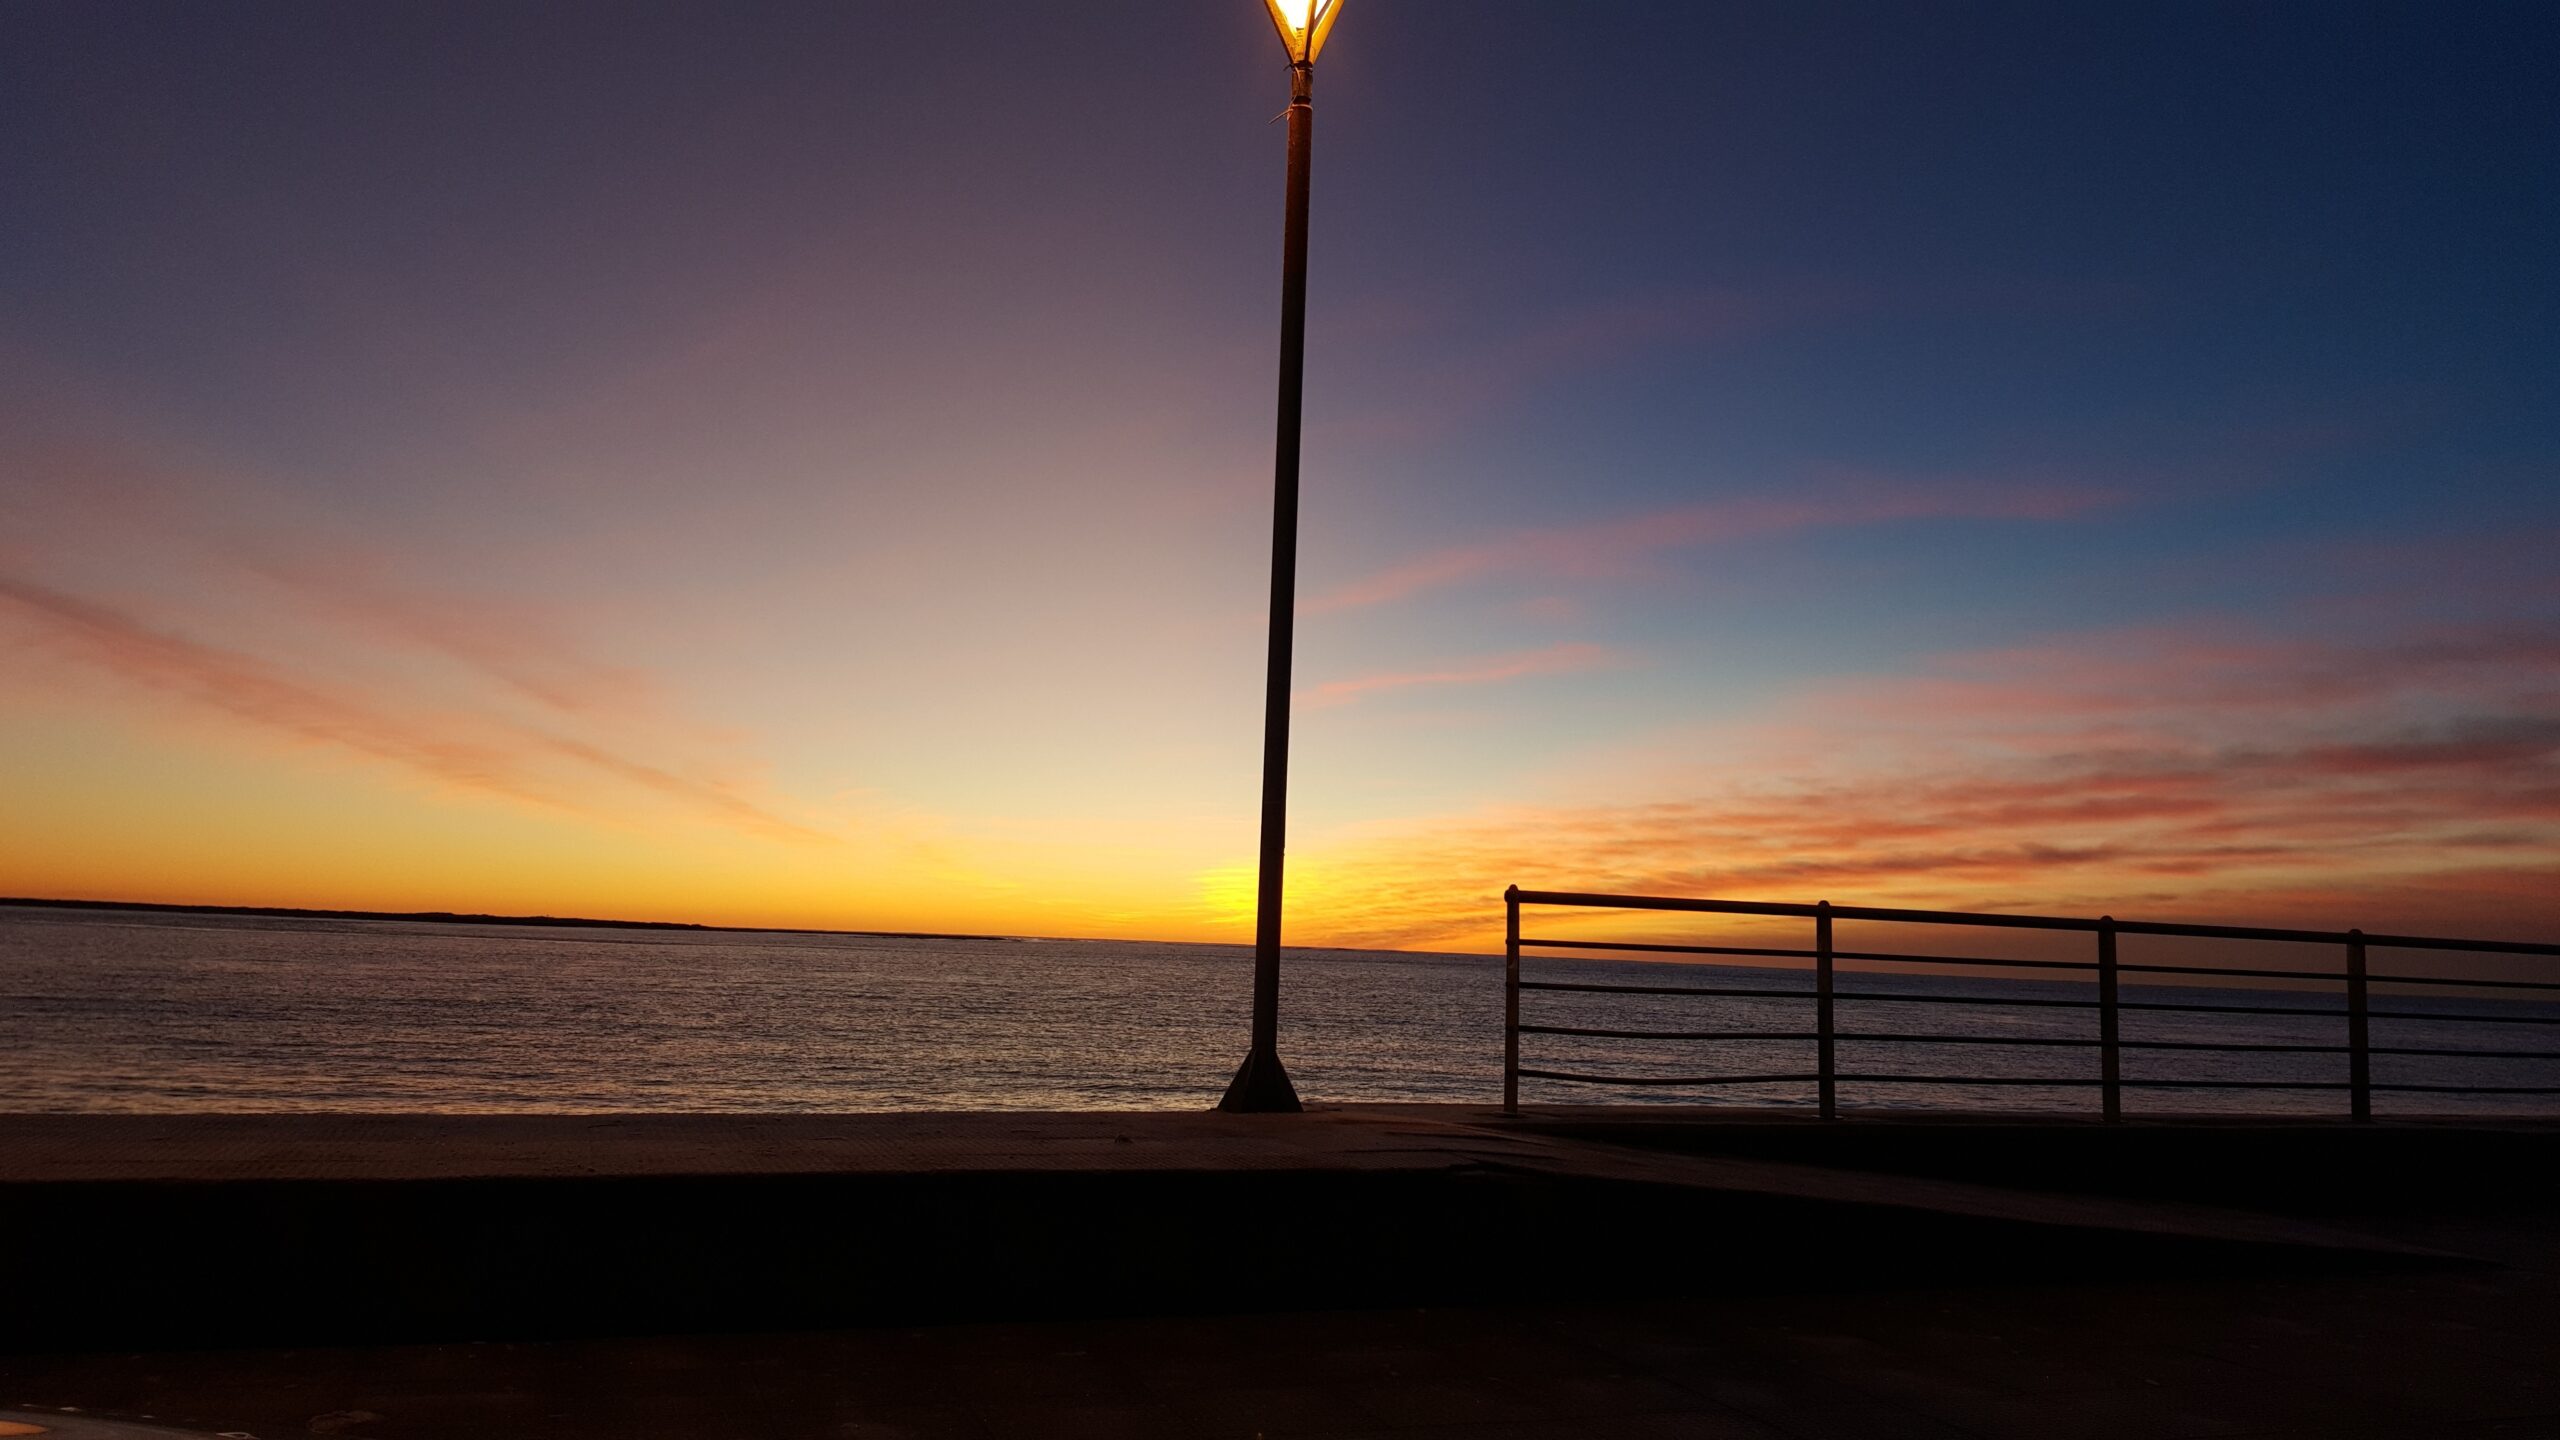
top-left (3, 2), bottom-right (2555, 951)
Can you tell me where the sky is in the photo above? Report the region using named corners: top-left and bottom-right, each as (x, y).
top-left (2, 2), bottom-right (2555, 952)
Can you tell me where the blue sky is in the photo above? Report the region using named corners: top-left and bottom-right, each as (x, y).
top-left (3, 2), bottom-right (2554, 945)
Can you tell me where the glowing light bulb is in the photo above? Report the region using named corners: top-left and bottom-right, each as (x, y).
top-left (1262, 0), bottom-right (1343, 64)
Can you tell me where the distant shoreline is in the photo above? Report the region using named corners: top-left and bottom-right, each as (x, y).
top-left (0, 896), bottom-right (1016, 945)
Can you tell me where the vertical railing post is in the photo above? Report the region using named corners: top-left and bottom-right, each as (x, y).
top-left (1504, 885), bottom-right (1521, 1116)
top-left (2347, 928), bottom-right (2370, 1123)
top-left (2098, 916), bottom-right (2121, 1123)
top-left (1816, 901), bottom-right (1835, 1121)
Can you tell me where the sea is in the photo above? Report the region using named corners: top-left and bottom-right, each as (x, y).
top-left (3, 903), bottom-right (2554, 1116)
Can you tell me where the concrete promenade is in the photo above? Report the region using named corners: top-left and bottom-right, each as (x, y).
top-left (2, 1106), bottom-right (2555, 1437)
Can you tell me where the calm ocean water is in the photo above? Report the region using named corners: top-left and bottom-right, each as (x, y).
top-left (3, 905), bottom-right (2552, 1115)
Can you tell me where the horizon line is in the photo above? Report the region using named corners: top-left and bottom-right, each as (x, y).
top-left (0, 895), bottom-right (1473, 958)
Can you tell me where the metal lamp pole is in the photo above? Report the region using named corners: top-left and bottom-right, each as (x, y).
top-left (1222, 1), bottom-right (1342, 1114)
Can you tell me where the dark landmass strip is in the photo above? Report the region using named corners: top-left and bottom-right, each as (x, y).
top-left (0, 896), bottom-right (1016, 944)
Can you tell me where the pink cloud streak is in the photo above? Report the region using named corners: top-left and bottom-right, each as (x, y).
top-left (1287, 622), bottom-right (2560, 950)
top-left (0, 573), bottom-right (828, 844)
top-left (1296, 642), bottom-right (1623, 712)
top-left (1309, 476), bottom-right (2121, 614)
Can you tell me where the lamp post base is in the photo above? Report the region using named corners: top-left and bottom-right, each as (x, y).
top-left (1217, 1047), bottom-right (1303, 1113)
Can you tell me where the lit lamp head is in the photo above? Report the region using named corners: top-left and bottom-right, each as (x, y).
top-left (1263, 0), bottom-right (1343, 66)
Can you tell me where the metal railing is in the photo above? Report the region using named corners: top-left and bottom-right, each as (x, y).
top-left (1501, 886), bottom-right (2560, 1121)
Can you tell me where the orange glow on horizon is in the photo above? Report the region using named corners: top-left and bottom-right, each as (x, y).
top-left (7, 597), bottom-right (2559, 955)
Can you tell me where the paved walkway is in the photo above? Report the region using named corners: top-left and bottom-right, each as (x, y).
top-left (4, 1223), bottom-right (2555, 1439)
top-left (2, 1108), bottom-right (2552, 1437)
top-left (0, 1108), bottom-right (2457, 1259)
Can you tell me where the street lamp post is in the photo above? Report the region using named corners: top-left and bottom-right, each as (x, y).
top-left (1221, 0), bottom-right (1344, 1114)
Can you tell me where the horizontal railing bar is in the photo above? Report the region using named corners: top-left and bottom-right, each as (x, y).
top-left (1507, 889), bottom-right (2560, 956)
top-left (1517, 980), bottom-right (1814, 999)
top-left (1842, 1033), bottom-right (2095, 1047)
top-left (1527, 941), bottom-right (2099, 973)
top-left (2116, 962), bottom-right (2346, 982)
top-left (1518, 937), bottom-right (1816, 960)
top-left (1515, 1068), bottom-right (1821, 1087)
top-left (1522, 1070), bottom-right (2371, 1091)
top-left (1525, 978), bottom-right (2529, 1014)
top-left (1525, 948), bottom-right (2556, 987)
top-left (2370, 1007), bottom-right (2560, 1026)
top-left (1522, 1028), bottom-right (2387, 1054)
top-left (2364, 973), bottom-right (2560, 992)
top-left (2369, 1045), bottom-right (2560, 1060)
top-left (1842, 1035), bottom-right (2360, 1054)
top-left (1832, 1074), bottom-right (2104, 1086)
top-left (1518, 1072), bottom-right (2560, 1093)
top-left (1833, 948), bottom-right (2095, 972)
top-left (1527, 984), bottom-right (2458, 1020)
top-left (2120, 1039), bottom-right (2349, 1053)
top-left (1834, 989), bottom-right (2100, 1009)
top-left (1519, 989), bottom-right (2558, 1024)
top-left (1517, 1028), bottom-right (2560, 1061)
top-left (2118, 999), bottom-right (2344, 1018)
top-left (1528, 985), bottom-right (2394, 1018)
top-left (2118, 1078), bottom-right (2352, 1090)
top-left (1515, 1024), bottom-right (2119, 1050)
top-left (1519, 1025), bottom-right (1816, 1041)
top-left (1514, 950), bottom-right (2560, 1001)
top-left (1738, 1074), bottom-right (2342, 1089)
top-left (2371, 1083), bottom-right (2560, 1094)
top-left (2362, 938), bottom-right (2560, 955)
top-left (1517, 1070), bottom-right (2109, 1088)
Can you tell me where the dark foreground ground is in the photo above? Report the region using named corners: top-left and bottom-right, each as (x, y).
top-left (2, 1107), bottom-right (2554, 1438)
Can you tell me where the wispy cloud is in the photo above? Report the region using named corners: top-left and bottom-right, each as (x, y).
top-left (1315, 277), bottom-right (2163, 450)
top-left (0, 407), bottom-right (691, 734)
top-left (1318, 285), bottom-right (1869, 446)
top-left (1309, 475), bottom-right (2122, 614)
top-left (1297, 642), bottom-right (1624, 712)
top-left (1272, 622), bottom-right (2560, 950)
top-left (248, 556), bottom-right (661, 721)
top-left (0, 573), bottom-right (828, 844)
top-left (1806, 624), bottom-right (2560, 735)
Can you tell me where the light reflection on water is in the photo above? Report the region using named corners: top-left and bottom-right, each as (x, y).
top-left (1, 906), bottom-right (2551, 1116)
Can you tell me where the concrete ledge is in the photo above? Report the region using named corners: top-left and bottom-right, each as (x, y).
top-left (1499, 1104), bottom-right (2560, 1212)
